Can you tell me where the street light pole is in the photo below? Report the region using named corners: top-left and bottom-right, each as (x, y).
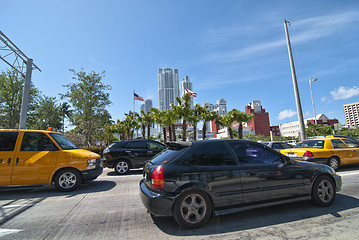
top-left (309, 78), bottom-right (318, 125)
top-left (284, 19), bottom-right (306, 141)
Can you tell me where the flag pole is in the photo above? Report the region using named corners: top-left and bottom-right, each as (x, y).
top-left (133, 89), bottom-right (135, 114)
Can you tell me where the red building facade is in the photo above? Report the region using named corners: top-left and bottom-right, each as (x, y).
top-left (245, 101), bottom-right (271, 137)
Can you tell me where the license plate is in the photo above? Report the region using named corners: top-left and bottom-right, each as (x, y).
top-left (286, 152), bottom-right (297, 157)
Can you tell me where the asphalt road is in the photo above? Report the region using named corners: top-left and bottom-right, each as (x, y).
top-left (1, 165), bottom-right (359, 240)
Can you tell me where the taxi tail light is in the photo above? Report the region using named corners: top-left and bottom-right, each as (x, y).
top-left (303, 151), bottom-right (313, 157)
top-left (151, 166), bottom-right (165, 190)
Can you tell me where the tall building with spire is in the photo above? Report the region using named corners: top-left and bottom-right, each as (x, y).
top-left (158, 68), bottom-right (180, 111)
top-left (181, 76), bottom-right (194, 108)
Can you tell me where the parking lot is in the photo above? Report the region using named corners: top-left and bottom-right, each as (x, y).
top-left (1, 166), bottom-right (359, 240)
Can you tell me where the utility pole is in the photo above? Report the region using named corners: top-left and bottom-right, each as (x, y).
top-left (284, 20), bottom-right (306, 141)
top-left (0, 31), bottom-right (41, 129)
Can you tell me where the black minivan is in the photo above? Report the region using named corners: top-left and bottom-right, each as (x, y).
top-left (140, 139), bottom-right (342, 228)
top-left (102, 139), bottom-right (166, 174)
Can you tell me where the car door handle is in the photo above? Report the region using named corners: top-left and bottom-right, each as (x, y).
top-left (7, 158), bottom-right (11, 165)
top-left (147, 151), bottom-right (153, 154)
top-left (247, 171), bottom-right (256, 176)
top-left (125, 151), bottom-right (131, 153)
top-left (16, 158), bottom-right (19, 165)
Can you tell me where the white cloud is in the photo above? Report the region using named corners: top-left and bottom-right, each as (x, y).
top-left (277, 109), bottom-right (297, 120)
top-left (330, 86), bottom-right (359, 100)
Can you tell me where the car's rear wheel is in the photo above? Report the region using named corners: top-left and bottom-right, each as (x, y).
top-left (311, 175), bottom-right (336, 207)
top-left (173, 190), bottom-right (212, 229)
top-left (328, 157), bottom-right (340, 171)
top-left (114, 160), bottom-right (130, 175)
top-left (54, 168), bottom-right (81, 192)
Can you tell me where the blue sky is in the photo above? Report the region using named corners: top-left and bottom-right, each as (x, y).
top-left (1, 0), bottom-right (359, 126)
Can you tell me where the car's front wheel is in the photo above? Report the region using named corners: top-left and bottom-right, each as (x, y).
top-left (173, 190), bottom-right (212, 229)
top-left (328, 157), bottom-right (340, 171)
top-left (54, 168), bottom-right (81, 192)
top-left (311, 175), bottom-right (336, 207)
top-left (114, 160), bottom-right (130, 175)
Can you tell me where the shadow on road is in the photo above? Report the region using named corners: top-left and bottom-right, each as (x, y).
top-left (0, 180), bottom-right (116, 226)
top-left (151, 194), bottom-right (359, 236)
top-left (106, 169), bottom-right (143, 176)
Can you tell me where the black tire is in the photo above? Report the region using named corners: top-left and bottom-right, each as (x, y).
top-left (54, 168), bottom-right (81, 192)
top-left (328, 157), bottom-right (340, 171)
top-left (311, 175), bottom-right (336, 207)
top-left (173, 190), bottom-right (212, 229)
top-left (114, 159), bottom-right (130, 175)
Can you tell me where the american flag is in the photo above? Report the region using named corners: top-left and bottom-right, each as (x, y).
top-left (134, 92), bottom-right (144, 101)
top-left (185, 88), bottom-right (197, 97)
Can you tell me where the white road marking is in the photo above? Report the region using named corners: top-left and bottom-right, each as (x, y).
top-left (338, 171), bottom-right (359, 176)
top-left (0, 228), bottom-right (22, 237)
top-left (0, 203), bottom-right (38, 209)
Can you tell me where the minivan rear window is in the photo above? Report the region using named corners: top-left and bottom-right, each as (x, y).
top-left (151, 148), bottom-right (188, 165)
top-left (0, 132), bottom-right (18, 151)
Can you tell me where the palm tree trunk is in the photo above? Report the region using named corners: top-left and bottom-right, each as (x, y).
top-left (163, 127), bottom-right (167, 143)
top-left (172, 124), bottom-right (176, 141)
top-left (238, 123), bottom-right (243, 139)
top-left (228, 127), bottom-right (233, 139)
top-left (193, 124), bottom-right (197, 141)
top-left (203, 122), bottom-right (207, 140)
top-left (142, 124), bottom-right (145, 139)
top-left (168, 126), bottom-right (173, 141)
top-left (147, 124), bottom-right (151, 139)
top-left (182, 120), bottom-right (187, 141)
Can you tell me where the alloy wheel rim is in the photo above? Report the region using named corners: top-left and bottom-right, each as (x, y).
top-left (59, 172), bottom-right (77, 189)
top-left (318, 180), bottom-right (334, 203)
top-left (116, 162), bottom-right (128, 173)
top-left (329, 159), bottom-right (339, 170)
top-left (180, 194), bottom-right (207, 224)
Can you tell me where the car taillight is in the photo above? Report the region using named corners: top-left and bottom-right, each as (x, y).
top-left (303, 151), bottom-right (313, 157)
top-left (151, 166), bottom-right (165, 190)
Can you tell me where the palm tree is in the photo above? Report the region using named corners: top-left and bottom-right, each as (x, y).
top-left (187, 104), bottom-right (203, 141)
top-left (216, 114), bottom-right (235, 139)
top-left (200, 107), bottom-right (218, 140)
top-left (135, 112), bottom-right (146, 139)
top-left (229, 109), bottom-right (254, 139)
top-left (151, 108), bottom-right (168, 143)
top-left (173, 93), bottom-right (192, 141)
top-left (60, 102), bottom-right (72, 133)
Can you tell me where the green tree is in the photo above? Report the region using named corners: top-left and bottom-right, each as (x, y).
top-left (306, 122), bottom-right (332, 137)
top-left (216, 114), bottom-right (235, 139)
top-left (28, 96), bottom-right (63, 130)
top-left (0, 70), bottom-right (39, 129)
top-left (187, 104), bottom-right (203, 141)
top-left (200, 107), bottom-right (218, 140)
top-left (60, 69), bottom-right (112, 144)
top-left (173, 93), bottom-right (192, 141)
top-left (229, 109), bottom-right (254, 139)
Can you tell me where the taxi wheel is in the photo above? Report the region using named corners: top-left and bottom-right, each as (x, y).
top-left (328, 157), bottom-right (340, 171)
top-left (114, 160), bottom-right (130, 175)
top-left (311, 175), bottom-right (336, 207)
top-left (54, 169), bottom-right (81, 192)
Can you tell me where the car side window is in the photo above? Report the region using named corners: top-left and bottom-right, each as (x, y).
top-left (272, 143), bottom-right (283, 149)
top-left (20, 132), bottom-right (58, 151)
top-left (341, 139), bottom-right (358, 148)
top-left (331, 139), bottom-right (347, 149)
top-left (189, 142), bottom-right (236, 166)
top-left (229, 142), bottom-right (282, 164)
top-left (127, 141), bottom-right (146, 149)
top-left (0, 132), bottom-right (19, 151)
top-left (148, 142), bottom-right (164, 150)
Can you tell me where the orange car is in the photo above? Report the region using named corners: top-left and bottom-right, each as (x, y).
top-left (280, 136), bottom-right (359, 170)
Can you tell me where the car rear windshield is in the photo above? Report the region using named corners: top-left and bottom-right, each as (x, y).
top-left (150, 148), bottom-right (188, 165)
top-left (294, 140), bottom-right (324, 149)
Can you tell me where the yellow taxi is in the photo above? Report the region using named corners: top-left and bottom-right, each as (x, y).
top-left (0, 129), bottom-right (102, 191)
top-left (280, 136), bottom-right (359, 170)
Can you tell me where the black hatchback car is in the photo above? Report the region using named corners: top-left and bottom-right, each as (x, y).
top-left (102, 139), bottom-right (166, 174)
top-left (140, 139), bottom-right (342, 228)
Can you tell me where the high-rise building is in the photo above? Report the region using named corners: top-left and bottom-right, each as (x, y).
top-left (158, 68), bottom-right (180, 111)
top-left (215, 99), bottom-right (227, 115)
top-left (140, 99), bottom-right (153, 113)
top-left (344, 102), bottom-right (359, 127)
top-left (181, 76), bottom-right (194, 108)
top-left (245, 101), bottom-right (270, 137)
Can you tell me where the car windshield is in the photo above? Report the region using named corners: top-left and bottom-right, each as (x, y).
top-left (294, 140), bottom-right (324, 149)
top-left (150, 148), bottom-right (188, 165)
top-left (49, 133), bottom-right (79, 150)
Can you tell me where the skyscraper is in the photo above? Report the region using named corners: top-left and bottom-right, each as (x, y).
top-left (344, 102), bottom-right (359, 127)
top-left (181, 76), bottom-right (194, 108)
top-left (158, 68), bottom-right (180, 111)
top-left (140, 99), bottom-right (153, 113)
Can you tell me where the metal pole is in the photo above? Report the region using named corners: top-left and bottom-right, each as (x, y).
top-left (284, 20), bottom-right (306, 141)
top-left (19, 58), bottom-right (33, 129)
top-left (309, 78), bottom-right (318, 125)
